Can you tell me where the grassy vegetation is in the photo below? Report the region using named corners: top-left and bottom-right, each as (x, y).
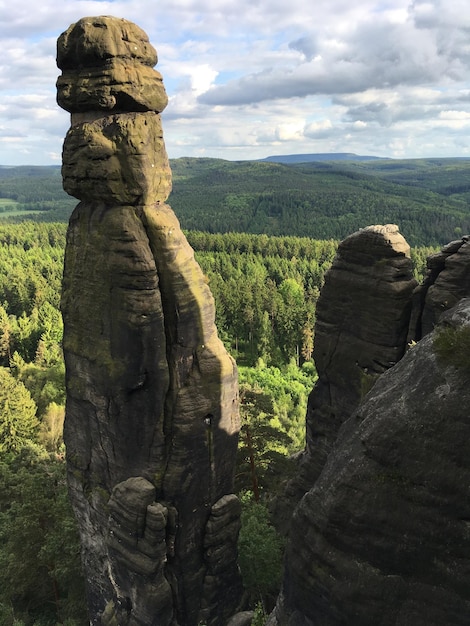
top-left (0, 198), bottom-right (18, 209)
top-left (433, 324), bottom-right (470, 371)
top-left (0, 199), bottom-right (35, 217)
top-left (0, 198), bottom-right (40, 218)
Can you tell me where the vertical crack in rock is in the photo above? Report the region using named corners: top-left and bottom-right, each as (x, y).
top-left (57, 16), bottom-right (241, 626)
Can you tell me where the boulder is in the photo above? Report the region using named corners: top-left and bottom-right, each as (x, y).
top-left (56, 16), bottom-right (167, 113)
top-left (226, 612), bottom-right (255, 626)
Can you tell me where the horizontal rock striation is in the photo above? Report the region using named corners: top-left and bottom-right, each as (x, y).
top-left (57, 16), bottom-right (167, 114)
top-left (58, 16), bottom-right (241, 626)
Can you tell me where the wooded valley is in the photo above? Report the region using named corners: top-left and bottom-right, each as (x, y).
top-left (1, 156), bottom-right (470, 246)
top-left (0, 156), bottom-right (460, 624)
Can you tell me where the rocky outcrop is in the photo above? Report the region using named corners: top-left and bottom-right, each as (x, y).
top-left (273, 298), bottom-right (470, 624)
top-left (409, 236), bottom-right (470, 340)
top-left (57, 17), bottom-right (470, 626)
top-left (278, 225), bottom-right (417, 521)
top-left (58, 17), bottom-right (241, 626)
top-left (270, 230), bottom-right (470, 623)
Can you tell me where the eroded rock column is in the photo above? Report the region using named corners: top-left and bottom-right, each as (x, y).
top-left (408, 236), bottom-right (470, 341)
top-left (306, 224), bottom-right (417, 475)
top-left (57, 16), bottom-right (241, 626)
top-left (277, 224), bottom-right (417, 529)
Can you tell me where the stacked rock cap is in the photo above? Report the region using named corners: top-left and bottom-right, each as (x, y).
top-left (57, 15), bottom-right (171, 205)
top-left (346, 224), bottom-right (411, 258)
top-left (57, 16), bottom-right (168, 113)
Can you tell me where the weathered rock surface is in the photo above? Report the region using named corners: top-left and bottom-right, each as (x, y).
top-left (58, 16), bottom-right (241, 626)
top-left (409, 236), bottom-right (470, 341)
top-left (226, 612), bottom-right (255, 626)
top-left (57, 16), bottom-right (167, 114)
top-left (271, 229), bottom-right (470, 623)
top-left (273, 298), bottom-right (470, 624)
top-left (104, 478), bottom-right (173, 625)
top-left (61, 112), bottom-right (172, 205)
top-left (278, 225), bottom-right (417, 521)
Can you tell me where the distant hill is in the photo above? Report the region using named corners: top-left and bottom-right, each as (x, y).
top-left (260, 153), bottom-right (383, 164)
top-left (168, 157), bottom-right (470, 246)
top-left (1, 157), bottom-right (470, 246)
top-left (0, 165), bottom-right (62, 177)
top-left (0, 165), bottom-right (75, 220)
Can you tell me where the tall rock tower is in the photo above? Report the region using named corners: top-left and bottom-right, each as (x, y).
top-left (275, 224), bottom-right (417, 529)
top-left (57, 16), bottom-right (241, 626)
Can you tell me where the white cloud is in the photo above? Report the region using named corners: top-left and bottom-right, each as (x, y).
top-left (0, 0), bottom-right (470, 163)
top-left (275, 121), bottom-right (305, 142)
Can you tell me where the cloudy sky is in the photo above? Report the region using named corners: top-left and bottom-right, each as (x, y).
top-left (1, 0), bottom-right (470, 165)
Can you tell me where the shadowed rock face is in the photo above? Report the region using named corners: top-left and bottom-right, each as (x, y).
top-left (270, 230), bottom-right (470, 623)
top-left (409, 237), bottom-right (470, 341)
top-left (274, 299), bottom-right (470, 625)
top-left (279, 225), bottom-right (417, 515)
top-left (57, 16), bottom-right (241, 626)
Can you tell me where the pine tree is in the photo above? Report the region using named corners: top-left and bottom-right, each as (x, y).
top-left (0, 367), bottom-right (38, 453)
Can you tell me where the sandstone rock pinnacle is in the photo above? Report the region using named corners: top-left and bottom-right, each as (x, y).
top-left (276, 224), bottom-right (417, 525)
top-left (57, 16), bottom-right (241, 626)
top-left (270, 227), bottom-right (470, 623)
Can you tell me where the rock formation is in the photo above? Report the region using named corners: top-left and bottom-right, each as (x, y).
top-left (57, 17), bottom-right (241, 626)
top-left (278, 225), bottom-right (417, 524)
top-left (273, 298), bottom-right (470, 624)
top-left (57, 16), bottom-right (470, 625)
top-left (271, 229), bottom-right (470, 623)
top-left (409, 236), bottom-right (470, 341)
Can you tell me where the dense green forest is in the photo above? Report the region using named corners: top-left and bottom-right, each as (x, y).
top-left (170, 157), bottom-right (470, 245)
top-left (0, 156), bottom-right (463, 622)
top-left (1, 157), bottom-right (470, 246)
top-left (0, 222), bottom-right (333, 624)
top-left (0, 167), bottom-right (76, 219)
top-left (0, 215), bottom-right (439, 624)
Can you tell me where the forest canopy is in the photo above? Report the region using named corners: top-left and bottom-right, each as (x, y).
top-left (0, 217), bottom-right (438, 625)
top-left (1, 157), bottom-right (470, 246)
